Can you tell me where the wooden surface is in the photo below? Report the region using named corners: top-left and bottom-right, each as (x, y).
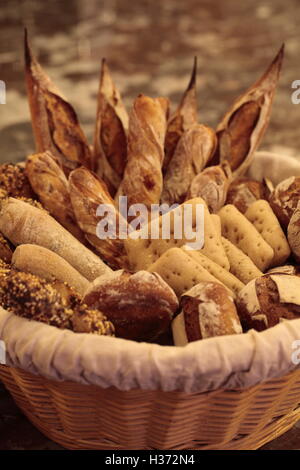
top-left (0, 0), bottom-right (300, 450)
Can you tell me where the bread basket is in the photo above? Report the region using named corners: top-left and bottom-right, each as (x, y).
top-left (1, 151), bottom-right (300, 450)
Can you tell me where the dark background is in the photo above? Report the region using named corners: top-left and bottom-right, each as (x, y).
top-left (0, 0), bottom-right (300, 450)
top-left (1, 0), bottom-right (300, 163)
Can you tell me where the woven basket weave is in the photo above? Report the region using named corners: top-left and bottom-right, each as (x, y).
top-left (0, 364), bottom-right (300, 449)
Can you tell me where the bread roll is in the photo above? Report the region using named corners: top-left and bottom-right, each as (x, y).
top-left (83, 270), bottom-right (178, 341)
top-left (0, 270), bottom-right (114, 335)
top-left (162, 124), bottom-right (216, 205)
top-left (0, 198), bottom-right (111, 281)
top-left (172, 282), bottom-right (242, 346)
top-left (115, 94), bottom-right (167, 210)
top-left (12, 244), bottom-right (89, 296)
top-left (269, 176), bottom-right (300, 228)
top-left (236, 274), bottom-right (300, 331)
top-left (187, 163), bottom-right (231, 213)
top-left (226, 178), bottom-right (269, 214)
top-left (288, 201), bottom-right (300, 261)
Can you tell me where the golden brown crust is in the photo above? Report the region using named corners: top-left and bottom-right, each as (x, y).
top-left (69, 167), bottom-right (129, 269)
top-left (0, 232), bottom-right (13, 263)
top-left (83, 270), bottom-right (178, 341)
top-left (115, 94), bottom-right (167, 210)
top-left (178, 282), bottom-right (242, 342)
top-left (71, 305), bottom-right (115, 336)
top-left (162, 124), bottom-right (217, 205)
top-left (93, 59), bottom-right (129, 195)
top-left (24, 30), bottom-right (92, 175)
top-left (187, 162), bottom-right (231, 213)
top-left (26, 151), bottom-right (85, 242)
top-left (269, 176), bottom-right (300, 229)
top-left (0, 163), bottom-right (35, 199)
top-left (163, 57), bottom-right (198, 172)
top-left (237, 274), bottom-right (300, 331)
top-left (226, 178), bottom-right (269, 214)
top-left (212, 45), bottom-right (284, 177)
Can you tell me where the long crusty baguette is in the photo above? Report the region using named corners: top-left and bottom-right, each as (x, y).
top-left (69, 166), bottom-right (129, 269)
top-left (0, 198), bottom-right (111, 281)
top-left (115, 94), bottom-right (167, 210)
top-left (12, 244), bottom-right (90, 296)
top-left (26, 151), bottom-right (86, 243)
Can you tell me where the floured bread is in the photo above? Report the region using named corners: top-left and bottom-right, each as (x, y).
top-left (245, 199), bottom-right (291, 267)
top-left (236, 274), bottom-right (300, 331)
top-left (218, 204), bottom-right (274, 271)
top-left (172, 282), bottom-right (242, 346)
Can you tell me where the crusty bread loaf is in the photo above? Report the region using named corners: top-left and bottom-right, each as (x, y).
top-left (0, 198), bottom-right (111, 281)
top-left (83, 270), bottom-right (178, 341)
top-left (187, 163), bottom-right (231, 213)
top-left (219, 204), bottom-right (274, 271)
top-left (26, 151), bottom-right (85, 242)
top-left (226, 178), bottom-right (269, 213)
top-left (162, 124), bottom-right (216, 205)
top-left (269, 176), bottom-right (300, 228)
top-left (287, 201), bottom-right (300, 261)
top-left (172, 282), bottom-right (242, 346)
top-left (12, 244), bottom-right (89, 296)
top-left (236, 274), bottom-right (300, 331)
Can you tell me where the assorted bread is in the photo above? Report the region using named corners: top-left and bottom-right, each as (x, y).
top-left (1, 39), bottom-right (300, 347)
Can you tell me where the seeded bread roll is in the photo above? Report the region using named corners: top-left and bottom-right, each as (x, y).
top-left (245, 199), bottom-right (291, 267)
top-left (12, 244), bottom-right (89, 296)
top-left (172, 282), bottom-right (242, 346)
top-left (221, 237), bottom-right (263, 284)
top-left (226, 178), bottom-right (269, 214)
top-left (218, 204), bottom-right (274, 271)
top-left (0, 270), bottom-right (114, 335)
top-left (236, 274), bottom-right (300, 331)
top-left (0, 198), bottom-right (111, 281)
top-left (269, 176), bottom-right (300, 229)
top-left (83, 270), bottom-right (178, 341)
top-left (0, 163), bottom-right (35, 199)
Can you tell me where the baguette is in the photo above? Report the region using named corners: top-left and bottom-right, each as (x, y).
top-left (26, 151), bottom-right (85, 242)
top-left (0, 198), bottom-right (111, 281)
top-left (161, 124), bottom-right (216, 205)
top-left (69, 167), bottom-right (129, 269)
top-left (115, 94), bottom-right (167, 210)
top-left (93, 59), bottom-right (128, 195)
top-left (12, 244), bottom-right (89, 296)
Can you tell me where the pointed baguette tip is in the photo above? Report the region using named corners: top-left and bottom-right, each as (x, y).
top-left (187, 56), bottom-right (197, 91)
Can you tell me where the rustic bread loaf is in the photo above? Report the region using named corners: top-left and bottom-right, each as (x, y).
top-left (172, 282), bottom-right (242, 346)
top-left (269, 176), bottom-right (300, 228)
top-left (226, 178), bottom-right (269, 214)
top-left (236, 274), bottom-right (300, 331)
top-left (83, 270), bottom-right (178, 341)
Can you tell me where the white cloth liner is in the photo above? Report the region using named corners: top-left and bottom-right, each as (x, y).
top-left (0, 150), bottom-right (300, 393)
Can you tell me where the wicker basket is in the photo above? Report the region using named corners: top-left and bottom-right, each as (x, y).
top-left (0, 364), bottom-right (300, 450)
top-left (1, 151), bottom-right (300, 450)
